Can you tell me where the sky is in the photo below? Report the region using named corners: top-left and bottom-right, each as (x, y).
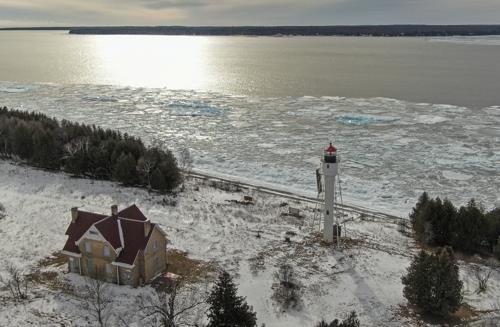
top-left (0, 0), bottom-right (499, 27)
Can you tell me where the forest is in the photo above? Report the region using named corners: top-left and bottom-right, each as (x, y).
top-left (0, 107), bottom-right (182, 192)
top-left (410, 192), bottom-right (500, 257)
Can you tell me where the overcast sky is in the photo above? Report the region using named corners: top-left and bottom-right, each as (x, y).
top-left (0, 0), bottom-right (499, 27)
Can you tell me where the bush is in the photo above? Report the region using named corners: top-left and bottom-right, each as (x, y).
top-left (272, 264), bottom-right (302, 310)
top-left (315, 311), bottom-right (360, 327)
top-left (0, 107), bottom-right (182, 192)
top-left (0, 202), bottom-right (5, 219)
top-left (402, 247), bottom-right (462, 317)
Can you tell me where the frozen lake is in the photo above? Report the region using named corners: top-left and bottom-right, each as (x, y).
top-left (1, 82), bottom-right (498, 216)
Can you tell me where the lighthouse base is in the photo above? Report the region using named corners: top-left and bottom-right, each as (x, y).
top-left (323, 224), bottom-right (342, 244)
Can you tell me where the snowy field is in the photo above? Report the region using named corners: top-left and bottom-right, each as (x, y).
top-left (0, 161), bottom-right (499, 326)
top-left (1, 82), bottom-right (499, 217)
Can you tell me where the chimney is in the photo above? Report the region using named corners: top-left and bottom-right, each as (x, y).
top-left (144, 220), bottom-right (152, 237)
top-left (71, 207), bottom-right (78, 223)
top-left (111, 204), bottom-right (118, 216)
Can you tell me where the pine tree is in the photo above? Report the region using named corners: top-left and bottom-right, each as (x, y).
top-left (112, 152), bottom-right (137, 185)
top-left (402, 247), bottom-right (462, 316)
top-left (207, 271), bottom-right (257, 327)
top-left (453, 200), bottom-right (487, 253)
top-left (410, 192), bottom-right (429, 228)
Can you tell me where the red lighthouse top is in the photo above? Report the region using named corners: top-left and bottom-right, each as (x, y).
top-left (326, 143), bottom-right (337, 153)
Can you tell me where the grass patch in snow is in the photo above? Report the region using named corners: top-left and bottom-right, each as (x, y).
top-left (26, 252), bottom-right (73, 293)
top-left (37, 251), bottom-right (67, 268)
top-left (166, 249), bottom-right (217, 282)
top-left (398, 303), bottom-right (483, 326)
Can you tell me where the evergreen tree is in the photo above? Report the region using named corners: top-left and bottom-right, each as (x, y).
top-left (410, 192), bottom-right (429, 228)
top-left (31, 125), bottom-right (61, 169)
top-left (433, 199), bottom-right (457, 246)
top-left (402, 247), bottom-right (462, 316)
top-left (207, 271), bottom-right (257, 327)
top-left (453, 200), bottom-right (487, 253)
top-left (484, 207), bottom-right (500, 253)
top-left (151, 168), bottom-right (167, 192)
top-left (12, 121), bottom-right (33, 160)
top-left (113, 152), bottom-right (137, 185)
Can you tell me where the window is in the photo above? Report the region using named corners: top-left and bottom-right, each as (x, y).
top-left (85, 242), bottom-right (92, 253)
top-left (89, 230), bottom-right (98, 235)
top-left (126, 271), bottom-right (132, 285)
top-left (103, 245), bottom-right (110, 257)
top-left (105, 264), bottom-right (112, 274)
top-left (154, 256), bottom-right (159, 269)
top-left (87, 258), bottom-right (93, 274)
top-left (153, 240), bottom-right (158, 252)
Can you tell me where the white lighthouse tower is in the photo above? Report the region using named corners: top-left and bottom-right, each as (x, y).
top-left (322, 142), bottom-right (339, 243)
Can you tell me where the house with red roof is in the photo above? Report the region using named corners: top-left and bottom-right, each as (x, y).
top-left (61, 204), bottom-right (167, 287)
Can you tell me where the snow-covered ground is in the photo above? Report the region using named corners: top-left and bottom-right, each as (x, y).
top-left (0, 161), bottom-right (499, 326)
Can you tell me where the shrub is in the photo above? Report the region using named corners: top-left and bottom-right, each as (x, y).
top-left (402, 247), bottom-right (462, 317)
top-left (315, 311), bottom-right (360, 327)
top-left (272, 264), bottom-right (302, 310)
top-left (0, 202), bottom-right (5, 219)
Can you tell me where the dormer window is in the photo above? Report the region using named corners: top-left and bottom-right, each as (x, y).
top-left (104, 245), bottom-right (110, 257)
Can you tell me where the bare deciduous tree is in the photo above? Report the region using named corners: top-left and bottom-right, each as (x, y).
top-left (0, 264), bottom-right (28, 301)
top-left (138, 276), bottom-right (207, 327)
top-left (179, 148), bottom-right (193, 175)
top-left (272, 264), bottom-right (302, 310)
top-left (78, 269), bottom-right (114, 327)
top-left (137, 156), bottom-right (155, 191)
top-left (474, 265), bottom-right (492, 294)
top-left (63, 137), bottom-right (89, 158)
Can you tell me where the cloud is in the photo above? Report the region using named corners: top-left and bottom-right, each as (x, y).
top-left (0, 0), bottom-right (499, 27)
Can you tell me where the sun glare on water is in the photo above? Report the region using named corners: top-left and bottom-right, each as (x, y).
top-left (90, 35), bottom-right (211, 89)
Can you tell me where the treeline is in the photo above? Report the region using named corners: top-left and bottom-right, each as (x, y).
top-left (68, 25), bottom-right (500, 37)
top-left (410, 192), bottom-right (500, 257)
top-left (0, 107), bottom-right (181, 192)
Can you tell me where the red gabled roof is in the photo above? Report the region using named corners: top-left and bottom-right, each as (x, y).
top-left (114, 219), bottom-right (155, 265)
top-left (95, 216), bottom-right (122, 250)
top-left (63, 205), bottom-right (158, 266)
top-left (63, 211), bottom-right (107, 254)
top-left (117, 204), bottom-right (147, 221)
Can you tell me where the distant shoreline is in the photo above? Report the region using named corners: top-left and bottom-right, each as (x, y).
top-left (1, 25), bottom-right (500, 36)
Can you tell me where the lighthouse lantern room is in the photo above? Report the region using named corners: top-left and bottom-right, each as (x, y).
top-left (322, 142), bottom-right (339, 243)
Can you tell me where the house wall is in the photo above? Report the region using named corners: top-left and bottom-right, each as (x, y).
top-left (117, 262), bottom-right (140, 287)
top-left (78, 238), bottom-right (118, 283)
top-left (143, 227), bottom-right (167, 283)
top-left (64, 255), bottom-right (81, 274)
